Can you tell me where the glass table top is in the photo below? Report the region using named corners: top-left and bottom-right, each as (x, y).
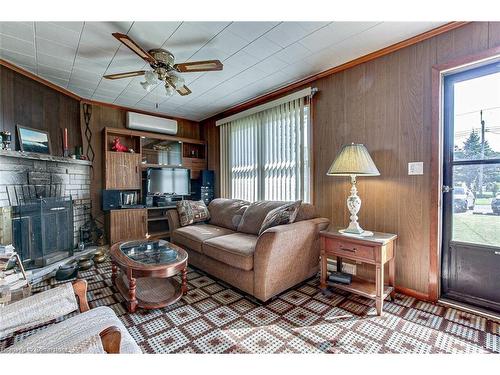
top-left (119, 240), bottom-right (186, 265)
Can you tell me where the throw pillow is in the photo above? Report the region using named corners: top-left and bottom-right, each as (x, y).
top-left (176, 200), bottom-right (210, 227)
top-left (258, 200), bottom-right (302, 235)
top-left (237, 200), bottom-right (286, 235)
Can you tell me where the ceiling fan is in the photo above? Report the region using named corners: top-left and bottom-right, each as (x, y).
top-left (103, 33), bottom-right (223, 97)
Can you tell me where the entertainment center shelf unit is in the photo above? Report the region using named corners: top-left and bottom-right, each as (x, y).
top-left (103, 127), bottom-right (207, 245)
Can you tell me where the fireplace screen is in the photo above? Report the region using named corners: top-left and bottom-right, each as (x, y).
top-left (12, 197), bottom-right (74, 269)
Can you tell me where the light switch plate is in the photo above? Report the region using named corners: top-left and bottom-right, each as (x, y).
top-left (408, 162), bottom-right (424, 175)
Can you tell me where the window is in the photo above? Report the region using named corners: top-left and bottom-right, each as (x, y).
top-left (219, 91), bottom-right (312, 202)
top-left (443, 61), bottom-right (500, 247)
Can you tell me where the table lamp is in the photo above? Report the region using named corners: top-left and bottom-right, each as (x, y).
top-left (327, 143), bottom-right (380, 236)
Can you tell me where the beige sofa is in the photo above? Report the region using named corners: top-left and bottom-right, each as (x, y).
top-left (167, 198), bottom-right (329, 301)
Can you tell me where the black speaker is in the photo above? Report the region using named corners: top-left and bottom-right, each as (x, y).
top-left (202, 170), bottom-right (214, 186)
top-left (102, 190), bottom-right (121, 211)
top-left (201, 186), bottom-right (214, 205)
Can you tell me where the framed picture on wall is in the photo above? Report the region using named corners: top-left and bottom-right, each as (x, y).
top-left (16, 125), bottom-right (52, 155)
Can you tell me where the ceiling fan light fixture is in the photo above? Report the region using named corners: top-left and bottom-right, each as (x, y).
top-left (165, 82), bottom-right (175, 97)
top-left (140, 80), bottom-right (155, 92)
top-left (144, 70), bottom-right (157, 84)
top-left (174, 75), bottom-right (185, 89)
top-left (106, 33), bottom-right (222, 97)
top-left (168, 74), bottom-right (185, 89)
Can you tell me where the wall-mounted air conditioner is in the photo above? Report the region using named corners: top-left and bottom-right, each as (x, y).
top-left (126, 112), bottom-right (178, 135)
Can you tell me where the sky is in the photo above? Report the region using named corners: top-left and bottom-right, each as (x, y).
top-left (454, 70), bottom-right (500, 154)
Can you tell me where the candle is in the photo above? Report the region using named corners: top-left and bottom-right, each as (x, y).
top-left (63, 128), bottom-right (68, 150)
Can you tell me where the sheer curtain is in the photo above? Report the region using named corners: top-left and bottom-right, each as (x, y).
top-left (219, 94), bottom-right (311, 202)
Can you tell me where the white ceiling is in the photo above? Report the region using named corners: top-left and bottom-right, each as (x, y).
top-left (0, 21), bottom-right (446, 121)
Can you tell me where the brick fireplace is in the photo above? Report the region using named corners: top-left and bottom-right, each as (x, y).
top-left (0, 150), bottom-right (92, 268)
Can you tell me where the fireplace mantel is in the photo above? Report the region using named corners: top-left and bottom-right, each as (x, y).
top-left (0, 149), bottom-right (92, 166)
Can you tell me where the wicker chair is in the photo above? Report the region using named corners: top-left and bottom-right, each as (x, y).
top-left (0, 280), bottom-right (141, 354)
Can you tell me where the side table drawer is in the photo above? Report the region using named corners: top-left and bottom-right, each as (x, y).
top-left (324, 238), bottom-right (376, 261)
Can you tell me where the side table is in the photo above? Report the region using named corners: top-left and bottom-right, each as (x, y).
top-left (320, 228), bottom-right (397, 316)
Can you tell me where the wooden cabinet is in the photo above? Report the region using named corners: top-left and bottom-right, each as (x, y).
top-left (105, 152), bottom-right (141, 189)
top-left (182, 142), bottom-right (206, 180)
top-left (182, 157), bottom-right (207, 180)
top-left (102, 127), bottom-right (207, 245)
top-left (108, 208), bottom-right (147, 245)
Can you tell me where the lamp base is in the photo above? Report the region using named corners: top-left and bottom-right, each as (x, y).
top-left (339, 229), bottom-right (374, 237)
top-left (341, 175), bottom-right (374, 237)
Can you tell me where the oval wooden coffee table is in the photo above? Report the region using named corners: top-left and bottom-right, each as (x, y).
top-left (110, 239), bottom-right (188, 313)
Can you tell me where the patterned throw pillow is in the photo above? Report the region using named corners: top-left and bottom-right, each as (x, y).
top-left (258, 200), bottom-right (302, 235)
top-left (176, 200), bottom-right (211, 227)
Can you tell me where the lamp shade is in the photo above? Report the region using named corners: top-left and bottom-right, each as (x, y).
top-left (327, 143), bottom-right (380, 176)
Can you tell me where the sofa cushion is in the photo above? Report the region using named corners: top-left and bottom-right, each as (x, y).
top-left (237, 201), bottom-right (286, 235)
top-left (172, 224), bottom-right (234, 253)
top-left (259, 200), bottom-right (301, 235)
top-left (208, 198), bottom-right (249, 231)
top-left (202, 233), bottom-right (258, 271)
top-left (176, 200), bottom-right (210, 227)
top-left (295, 203), bottom-right (318, 222)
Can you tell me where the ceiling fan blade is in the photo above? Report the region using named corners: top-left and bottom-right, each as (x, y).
top-left (176, 85), bottom-right (192, 96)
top-left (103, 70), bottom-right (146, 80)
top-left (174, 60), bottom-right (223, 73)
top-left (112, 32), bottom-right (157, 65)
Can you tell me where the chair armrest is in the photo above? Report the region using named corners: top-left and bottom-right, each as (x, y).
top-left (100, 326), bottom-right (122, 353)
top-left (166, 209), bottom-right (180, 231)
top-left (73, 279), bottom-right (89, 312)
top-left (0, 281), bottom-right (80, 339)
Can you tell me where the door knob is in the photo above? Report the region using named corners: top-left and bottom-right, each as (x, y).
top-left (442, 185), bottom-right (454, 193)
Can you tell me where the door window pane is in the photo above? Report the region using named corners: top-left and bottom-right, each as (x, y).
top-left (453, 72), bottom-right (500, 161)
top-left (452, 163), bottom-right (500, 247)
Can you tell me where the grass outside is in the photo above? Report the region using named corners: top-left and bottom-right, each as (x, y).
top-left (453, 212), bottom-right (500, 247)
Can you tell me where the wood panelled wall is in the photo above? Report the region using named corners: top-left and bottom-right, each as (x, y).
top-left (0, 65), bottom-right (81, 155)
top-left (0, 63), bottom-right (201, 222)
top-left (81, 103), bottom-right (201, 220)
top-left (203, 22), bottom-right (500, 297)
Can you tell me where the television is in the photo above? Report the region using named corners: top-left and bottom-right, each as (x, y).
top-left (145, 167), bottom-right (190, 196)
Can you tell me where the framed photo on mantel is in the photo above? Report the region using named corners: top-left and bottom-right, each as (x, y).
top-left (16, 125), bottom-right (52, 155)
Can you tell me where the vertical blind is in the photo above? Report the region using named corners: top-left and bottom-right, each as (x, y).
top-left (219, 95), bottom-right (311, 202)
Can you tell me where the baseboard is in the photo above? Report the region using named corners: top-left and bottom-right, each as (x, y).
top-left (395, 286), bottom-right (431, 302)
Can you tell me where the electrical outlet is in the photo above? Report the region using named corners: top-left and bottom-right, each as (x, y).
top-left (408, 162), bottom-right (424, 175)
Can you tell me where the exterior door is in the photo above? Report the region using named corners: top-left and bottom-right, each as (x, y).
top-left (105, 153), bottom-right (141, 189)
top-left (441, 61), bottom-right (500, 313)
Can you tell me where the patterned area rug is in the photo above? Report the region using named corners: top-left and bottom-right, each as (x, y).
top-left (2, 258), bottom-right (500, 354)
